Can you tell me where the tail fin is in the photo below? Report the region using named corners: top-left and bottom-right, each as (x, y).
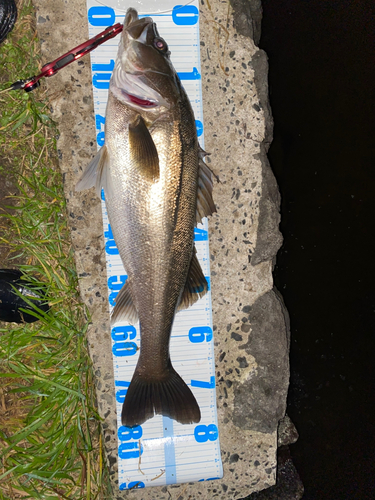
top-left (121, 365), bottom-right (201, 427)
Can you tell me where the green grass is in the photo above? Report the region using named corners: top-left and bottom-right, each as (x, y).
top-left (0, 2), bottom-right (109, 498)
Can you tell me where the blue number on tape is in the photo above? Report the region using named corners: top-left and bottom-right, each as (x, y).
top-left (196, 120), bottom-right (203, 137)
top-left (205, 276), bottom-right (211, 291)
top-left (95, 114), bottom-right (105, 146)
top-left (172, 5), bottom-right (199, 25)
top-left (194, 424), bottom-right (218, 443)
top-left (108, 275), bottom-right (127, 305)
top-left (108, 291), bottom-right (117, 306)
top-left (112, 342), bottom-right (137, 357)
top-left (108, 275), bottom-right (127, 290)
top-left (93, 73), bottom-right (111, 90)
top-left (118, 424), bottom-right (143, 459)
top-left (104, 224), bottom-right (119, 255)
top-left (97, 131), bottom-right (105, 146)
top-left (191, 376), bottom-right (215, 389)
top-left (189, 326), bottom-right (213, 343)
top-left (104, 224), bottom-right (114, 239)
top-left (178, 67), bottom-right (201, 80)
top-left (111, 325), bottom-right (136, 341)
top-left (194, 227), bottom-right (208, 241)
top-left (119, 441), bottom-right (143, 460)
top-left (95, 114), bottom-right (105, 129)
top-left (88, 6), bottom-right (115, 26)
top-left (105, 239), bottom-right (119, 255)
top-left (115, 381), bottom-right (130, 403)
top-left (118, 425), bottom-right (143, 441)
top-left (92, 60), bottom-right (115, 72)
top-left (119, 481), bottom-right (145, 490)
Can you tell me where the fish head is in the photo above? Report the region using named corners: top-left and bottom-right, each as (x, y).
top-left (110, 8), bottom-right (180, 112)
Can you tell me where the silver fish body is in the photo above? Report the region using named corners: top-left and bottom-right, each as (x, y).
top-left (77, 8), bottom-right (215, 427)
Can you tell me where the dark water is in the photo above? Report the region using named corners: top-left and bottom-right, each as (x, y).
top-left (260, 1), bottom-right (375, 498)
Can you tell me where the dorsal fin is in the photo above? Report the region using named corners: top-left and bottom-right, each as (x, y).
top-left (196, 154), bottom-right (217, 224)
top-left (177, 248), bottom-right (208, 312)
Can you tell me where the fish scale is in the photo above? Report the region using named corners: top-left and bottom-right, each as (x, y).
top-left (85, 0), bottom-right (222, 489)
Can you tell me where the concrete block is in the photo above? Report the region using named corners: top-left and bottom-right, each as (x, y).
top-left (32, 0), bottom-right (289, 497)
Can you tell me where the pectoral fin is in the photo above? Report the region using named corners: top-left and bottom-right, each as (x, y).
top-left (129, 115), bottom-right (159, 181)
top-left (196, 152), bottom-right (217, 224)
top-left (75, 145), bottom-right (112, 198)
top-left (177, 248), bottom-right (208, 312)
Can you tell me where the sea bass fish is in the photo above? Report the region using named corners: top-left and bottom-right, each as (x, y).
top-left (76, 8), bottom-right (216, 427)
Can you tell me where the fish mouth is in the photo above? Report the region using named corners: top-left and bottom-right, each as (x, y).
top-left (123, 8), bottom-right (153, 40)
top-left (110, 9), bottom-right (171, 110)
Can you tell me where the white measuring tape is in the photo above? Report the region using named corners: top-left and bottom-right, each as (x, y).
top-left (86, 0), bottom-right (222, 489)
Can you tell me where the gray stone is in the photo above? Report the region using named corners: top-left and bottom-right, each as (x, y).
top-left (251, 148), bottom-right (283, 266)
top-left (229, 0), bottom-right (263, 45)
top-left (250, 49), bottom-right (283, 267)
top-left (250, 50), bottom-right (274, 145)
top-left (232, 289), bottom-right (290, 433)
top-left (278, 415), bottom-right (299, 448)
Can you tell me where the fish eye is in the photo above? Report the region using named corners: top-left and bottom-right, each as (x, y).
top-left (154, 38), bottom-right (167, 52)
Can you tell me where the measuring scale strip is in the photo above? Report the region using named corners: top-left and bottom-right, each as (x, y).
top-left (86, 0), bottom-right (223, 489)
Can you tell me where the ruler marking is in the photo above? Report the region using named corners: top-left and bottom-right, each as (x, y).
top-left (162, 416), bottom-right (177, 484)
top-left (86, 0), bottom-right (222, 489)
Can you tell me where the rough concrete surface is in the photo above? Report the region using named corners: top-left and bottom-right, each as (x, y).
top-left (246, 447), bottom-right (304, 500)
top-left (32, 0), bottom-right (291, 498)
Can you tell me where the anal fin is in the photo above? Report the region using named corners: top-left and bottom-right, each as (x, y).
top-left (75, 145), bottom-right (112, 198)
top-left (111, 280), bottom-right (138, 326)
